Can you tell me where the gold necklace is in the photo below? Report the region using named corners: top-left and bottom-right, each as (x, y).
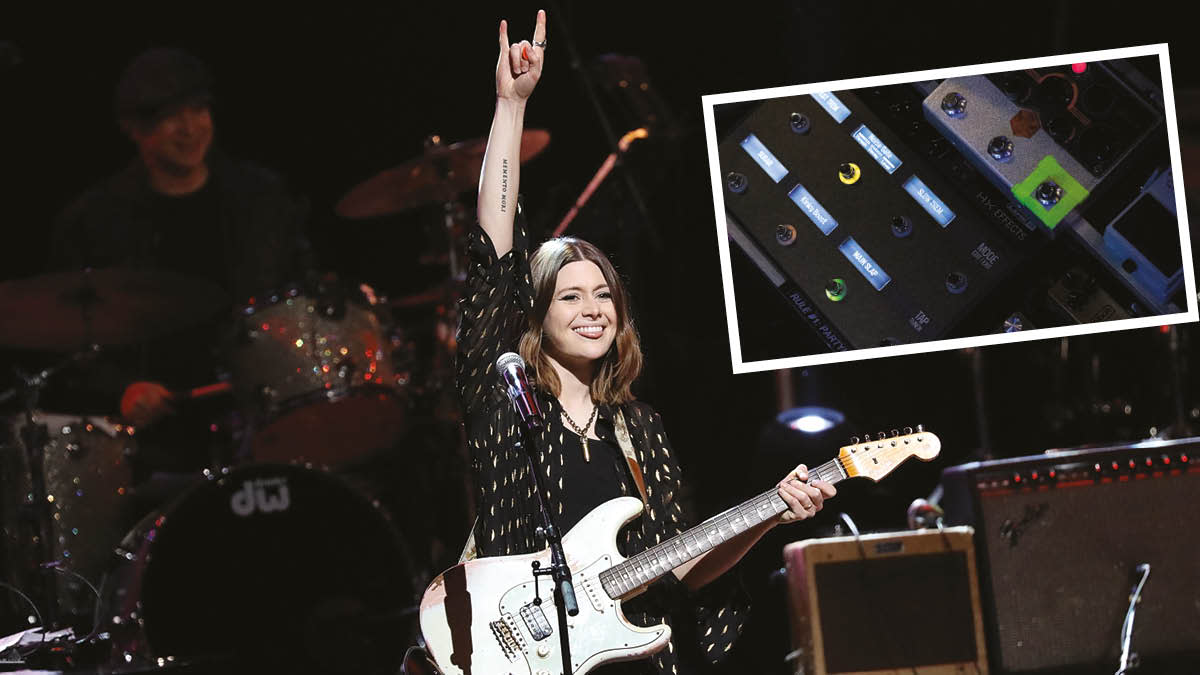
top-left (561, 405), bottom-right (599, 462)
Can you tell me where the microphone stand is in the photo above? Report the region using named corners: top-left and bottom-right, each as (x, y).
top-left (514, 422), bottom-right (579, 675)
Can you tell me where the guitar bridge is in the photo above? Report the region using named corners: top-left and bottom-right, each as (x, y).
top-left (520, 603), bottom-right (553, 641)
top-left (489, 614), bottom-right (526, 662)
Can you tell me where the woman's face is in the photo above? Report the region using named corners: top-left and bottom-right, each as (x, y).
top-left (542, 260), bottom-right (618, 370)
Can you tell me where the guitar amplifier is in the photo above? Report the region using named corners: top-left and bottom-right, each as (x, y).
top-left (940, 438), bottom-right (1200, 673)
top-left (783, 527), bottom-right (988, 675)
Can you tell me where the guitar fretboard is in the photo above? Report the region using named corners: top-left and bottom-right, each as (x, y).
top-left (597, 457), bottom-right (847, 599)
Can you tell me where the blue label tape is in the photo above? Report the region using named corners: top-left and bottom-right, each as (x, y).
top-left (903, 175), bottom-right (956, 227)
top-left (838, 237), bottom-right (891, 291)
top-left (852, 124), bottom-right (902, 174)
top-left (788, 184), bottom-right (839, 236)
top-left (739, 133), bottom-right (788, 183)
top-left (811, 92), bottom-right (851, 124)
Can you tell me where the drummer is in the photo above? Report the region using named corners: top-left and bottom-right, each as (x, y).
top-left (49, 48), bottom-right (312, 484)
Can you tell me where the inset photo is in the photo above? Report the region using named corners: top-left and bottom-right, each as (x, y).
top-left (704, 44), bottom-right (1195, 372)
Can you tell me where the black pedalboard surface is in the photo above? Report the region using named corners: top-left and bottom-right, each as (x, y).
top-left (720, 88), bottom-right (1040, 350)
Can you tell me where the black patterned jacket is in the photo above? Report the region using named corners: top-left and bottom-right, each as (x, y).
top-left (455, 218), bottom-right (749, 674)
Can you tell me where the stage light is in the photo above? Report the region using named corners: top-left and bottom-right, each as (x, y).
top-left (779, 406), bottom-right (845, 434)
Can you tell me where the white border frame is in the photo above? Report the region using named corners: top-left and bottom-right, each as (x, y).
top-left (702, 44), bottom-right (1196, 374)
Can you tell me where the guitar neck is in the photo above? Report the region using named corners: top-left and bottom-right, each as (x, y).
top-left (598, 457), bottom-right (847, 599)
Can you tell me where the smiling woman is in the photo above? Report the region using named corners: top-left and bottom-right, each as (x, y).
top-left (519, 238), bottom-right (641, 407)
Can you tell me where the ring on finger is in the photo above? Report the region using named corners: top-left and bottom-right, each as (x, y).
top-left (533, 39), bottom-right (547, 48)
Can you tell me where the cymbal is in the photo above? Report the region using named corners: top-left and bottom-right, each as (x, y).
top-left (389, 280), bottom-right (463, 310)
top-left (336, 129), bottom-right (551, 219)
top-left (0, 268), bottom-right (227, 350)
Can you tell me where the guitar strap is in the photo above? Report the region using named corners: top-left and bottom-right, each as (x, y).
top-left (612, 407), bottom-right (650, 508)
top-left (458, 407), bottom-right (649, 564)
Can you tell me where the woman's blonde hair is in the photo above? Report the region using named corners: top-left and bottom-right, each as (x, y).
top-left (518, 237), bottom-right (642, 404)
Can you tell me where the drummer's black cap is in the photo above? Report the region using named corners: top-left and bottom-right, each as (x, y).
top-left (114, 48), bottom-right (213, 129)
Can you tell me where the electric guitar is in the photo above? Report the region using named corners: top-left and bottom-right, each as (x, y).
top-left (419, 428), bottom-right (941, 675)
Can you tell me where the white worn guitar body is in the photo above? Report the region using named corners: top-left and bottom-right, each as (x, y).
top-left (419, 430), bottom-right (941, 675)
top-left (420, 496), bottom-right (667, 675)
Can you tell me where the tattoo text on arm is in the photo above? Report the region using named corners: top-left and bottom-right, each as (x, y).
top-left (500, 158), bottom-right (509, 213)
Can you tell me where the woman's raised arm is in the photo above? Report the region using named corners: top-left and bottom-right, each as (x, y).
top-left (478, 9), bottom-right (546, 258)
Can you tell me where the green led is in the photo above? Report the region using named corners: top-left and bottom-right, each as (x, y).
top-left (825, 278), bottom-right (847, 302)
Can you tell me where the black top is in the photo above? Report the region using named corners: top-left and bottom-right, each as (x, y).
top-left (51, 150), bottom-right (311, 299)
top-left (555, 433), bottom-right (627, 535)
top-left (455, 215), bottom-right (748, 674)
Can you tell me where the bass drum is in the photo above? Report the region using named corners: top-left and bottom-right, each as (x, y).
top-left (106, 463), bottom-right (418, 675)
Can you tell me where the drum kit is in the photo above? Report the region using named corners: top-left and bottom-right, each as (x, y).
top-left (0, 130), bottom-right (551, 672)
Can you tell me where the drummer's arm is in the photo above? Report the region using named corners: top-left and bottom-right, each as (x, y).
top-left (478, 11), bottom-right (546, 259)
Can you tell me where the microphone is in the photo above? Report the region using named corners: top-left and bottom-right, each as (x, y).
top-left (496, 352), bottom-right (543, 429)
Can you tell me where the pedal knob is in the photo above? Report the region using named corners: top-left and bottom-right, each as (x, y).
top-left (824, 278), bottom-right (847, 302)
top-left (789, 112), bottom-right (811, 134)
top-left (837, 162), bottom-right (861, 184)
top-left (726, 171), bottom-right (748, 194)
top-left (1035, 181), bottom-right (1064, 208)
top-left (941, 92), bottom-right (967, 118)
top-left (987, 135), bottom-right (1014, 162)
top-left (775, 224), bottom-right (797, 246)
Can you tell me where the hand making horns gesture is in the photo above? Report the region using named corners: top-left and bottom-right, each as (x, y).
top-left (496, 9), bottom-right (547, 101)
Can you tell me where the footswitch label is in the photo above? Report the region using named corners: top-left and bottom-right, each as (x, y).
top-left (838, 237), bottom-right (891, 291)
top-left (812, 92), bottom-right (851, 124)
top-left (739, 133), bottom-right (788, 183)
top-left (904, 175), bottom-right (956, 227)
top-left (852, 124), bottom-right (902, 174)
top-left (788, 184), bottom-right (839, 235)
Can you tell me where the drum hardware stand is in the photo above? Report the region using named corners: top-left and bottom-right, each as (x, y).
top-left (515, 436), bottom-right (579, 675)
top-left (421, 133), bottom-right (470, 284)
top-left (547, 0), bottom-right (661, 252)
top-left (4, 345), bottom-right (101, 632)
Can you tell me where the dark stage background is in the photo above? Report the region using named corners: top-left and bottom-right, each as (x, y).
top-left (2, 3), bottom-right (1198, 672)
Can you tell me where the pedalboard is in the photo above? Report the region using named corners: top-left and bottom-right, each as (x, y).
top-left (720, 56), bottom-right (1179, 356)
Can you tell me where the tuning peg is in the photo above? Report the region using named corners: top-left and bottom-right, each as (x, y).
top-left (850, 436), bottom-right (860, 444)
top-left (891, 428), bottom-right (900, 437)
top-left (916, 424), bottom-right (924, 432)
top-left (903, 426), bottom-right (913, 435)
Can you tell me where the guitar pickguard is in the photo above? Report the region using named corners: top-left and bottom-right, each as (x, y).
top-left (496, 555), bottom-right (666, 674)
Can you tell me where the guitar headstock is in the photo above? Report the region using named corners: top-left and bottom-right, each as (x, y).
top-left (838, 426), bottom-right (941, 482)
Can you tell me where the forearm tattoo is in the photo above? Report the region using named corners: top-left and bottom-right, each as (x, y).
top-left (500, 158), bottom-right (509, 213)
